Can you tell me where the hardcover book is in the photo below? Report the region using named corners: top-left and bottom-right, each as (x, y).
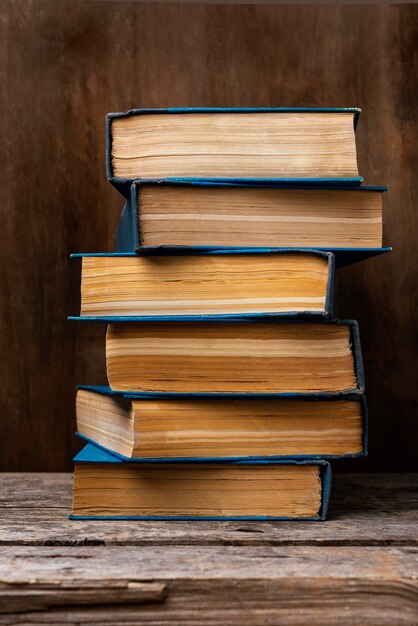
top-left (70, 443), bottom-right (332, 521)
top-left (100, 319), bottom-right (364, 394)
top-left (73, 250), bottom-right (335, 319)
top-left (107, 107), bottom-right (362, 195)
top-left (116, 181), bottom-right (386, 251)
top-left (76, 385), bottom-right (367, 460)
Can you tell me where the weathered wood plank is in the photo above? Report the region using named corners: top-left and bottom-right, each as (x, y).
top-left (0, 474), bottom-right (71, 508)
top-left (1, 474), bottom-right (417, 546)
top-left (1, 581), bottom-right (166, 614)
top-left (1, 475), bottom-right (417, 623)
top-left (4, 545), bottom-right (417, 580)
top-left (0, 546), bottom-right (416, 625)
top-left (1, 582), bottom-right (416, 626)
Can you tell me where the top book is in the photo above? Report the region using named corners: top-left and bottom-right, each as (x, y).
top-left (107, 108), bottom-right (362, 194)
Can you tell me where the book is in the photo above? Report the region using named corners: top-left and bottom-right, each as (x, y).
top-left (103, 320), bottom-right (363, 394)
top-left (116, 182), bottom-right (386, 251)
top-left (70, 443), bottom-right (332, 520)
top-left (74, 250), bottom-right (335, 319)
top-left (107, 108), bottom-right (362, 194)
top-left (76, 385), bottom-right (367, 460)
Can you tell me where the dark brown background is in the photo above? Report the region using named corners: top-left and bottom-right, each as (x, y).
top-left (0, 2), bottom-right (417, 471)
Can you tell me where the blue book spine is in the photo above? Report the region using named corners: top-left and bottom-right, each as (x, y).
top-left (69, 442), bottom-right (332, 521)
top-left (114, 182), bottom-right (140, 251)
top-left (106, 107), bottom-right (363, 197)
top-left (115, 195), bottom-right (139, 252)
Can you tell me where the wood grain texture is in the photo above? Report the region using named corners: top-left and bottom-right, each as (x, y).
top-left (0, 2), bottom-right (417, 469)
top-left (1, 473), bottom-right (417, 624)
top-left (1, 548), bottom-right (417, 624)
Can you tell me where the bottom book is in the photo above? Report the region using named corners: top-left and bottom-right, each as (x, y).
top-left (70, 444), bottom-right (331, 521)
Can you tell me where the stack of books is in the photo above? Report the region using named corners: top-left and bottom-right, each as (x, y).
top-left (70, 108), bottom-right (389, 521)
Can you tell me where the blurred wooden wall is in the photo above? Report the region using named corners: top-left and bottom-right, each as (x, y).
top-left (0, 1), bottom-right (417, 471)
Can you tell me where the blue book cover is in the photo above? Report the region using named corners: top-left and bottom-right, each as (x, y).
top-left (106, 107), bottom-right (363, 196)
top-left (76, 385), bottom-right (368, 461)
top-left (70, 442), bottom-right (332, 521)
top-left (115, 180), bottom-right (391, 268)
top-left (71, 249), bottom-right (336, 321)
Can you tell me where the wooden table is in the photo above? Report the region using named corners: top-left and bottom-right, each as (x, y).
top-left (0, 473), bottom-right (417, 625)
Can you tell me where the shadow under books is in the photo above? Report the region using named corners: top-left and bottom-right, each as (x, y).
top-left (326, 472), bottom-right (417, 520)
